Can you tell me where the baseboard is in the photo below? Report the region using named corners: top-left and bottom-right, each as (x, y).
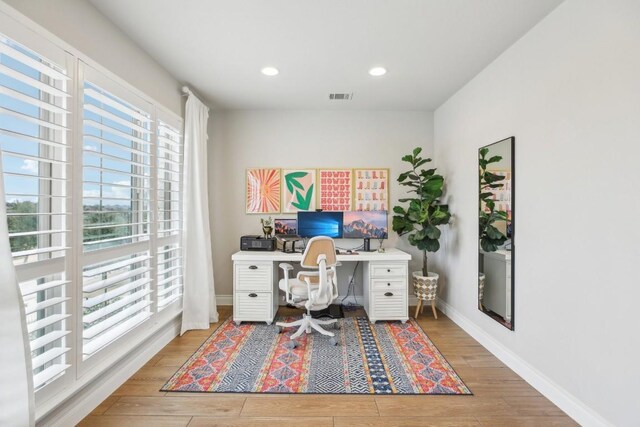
top-left (216, 294), bottom-right (233, 305)
top-left (38, 316), bottom-right (182, 427)
top-left (335, 294), bottom-right (364, 307)
top-left (436, 300), bottom-right (612, 427)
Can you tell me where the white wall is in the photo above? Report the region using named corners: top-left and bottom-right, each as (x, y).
top-left (3, 0), bottom-right (183, 114)
top-left (433, 1), bottom-right (640, 426)
top-left (208, 110), bottom-right (433, 297)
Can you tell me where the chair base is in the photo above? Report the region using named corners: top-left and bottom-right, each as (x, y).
top-left (276, 313), bottom-right (338, 342)
top-left (311, 303), bottom-right (344, 319)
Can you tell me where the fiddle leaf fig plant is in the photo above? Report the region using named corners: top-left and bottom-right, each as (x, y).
top-left (479, 147), bottom-right (508, 252)
top-left (392, 147), bottom-right (451, 276)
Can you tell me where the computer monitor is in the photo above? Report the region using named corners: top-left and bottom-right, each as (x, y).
top-left (343, 210), bottom-right (388, 239)
top-left (297, 211), bottom-right (344, 238)
top-left (275, 218), bottom-right (297, 235)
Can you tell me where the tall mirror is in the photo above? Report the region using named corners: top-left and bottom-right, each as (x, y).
top-left (478, 137), bottom-right (514, 330)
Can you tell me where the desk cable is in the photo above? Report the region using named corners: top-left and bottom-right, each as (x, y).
top-left (341, 261), bottom-right (360, 307)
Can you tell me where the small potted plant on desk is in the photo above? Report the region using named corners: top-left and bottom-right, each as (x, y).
top-left (392, 147), bottom-right (451, 320)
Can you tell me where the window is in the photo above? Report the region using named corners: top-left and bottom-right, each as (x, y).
top-left (82, 80), bottom-right (152, 251)
top-left (80, 65), bottom-right (154, 359)
top-left (0, 33), bottom-right (71, 391)
top-left (1, 17), bottom-right (184, 411)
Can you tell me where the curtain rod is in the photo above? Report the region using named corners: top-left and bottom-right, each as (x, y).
top-left (181, 85), bottom-right (207, 105)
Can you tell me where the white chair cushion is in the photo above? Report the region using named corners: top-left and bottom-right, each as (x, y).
top-left (279, 278), bottom-right (318, 298)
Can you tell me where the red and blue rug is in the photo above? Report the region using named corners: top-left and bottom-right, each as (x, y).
top-left (161, 317), bottom-right (471, 395)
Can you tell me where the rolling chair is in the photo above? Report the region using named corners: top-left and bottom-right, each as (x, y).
top-left (276, 236), bottom-right (339, 347)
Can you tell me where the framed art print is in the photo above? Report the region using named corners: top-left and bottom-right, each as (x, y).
top-left (354, 168), bottom-right (389, 211)
top-left (318, 169), bottom-right (352, 211)
top-left (282, 169), bottom-right (316, 213)
top-left (246, 168), bottom-right (281, 214)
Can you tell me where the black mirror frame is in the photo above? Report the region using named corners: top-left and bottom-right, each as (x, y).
top-left (478, 136), bottom-right (515, 330)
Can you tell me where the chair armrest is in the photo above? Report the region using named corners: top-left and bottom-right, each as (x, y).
top-left (279, 263), bottom-right (295, 305)
top-left (279, 263), bottom-right (294, 271)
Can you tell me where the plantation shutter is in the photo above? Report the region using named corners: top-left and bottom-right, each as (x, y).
top-left (0, 32), bottom-right (72, 390)
top-left (80, 63), bottom-right (154, 359)
top-left (156, 113), bottom-right (183, 310)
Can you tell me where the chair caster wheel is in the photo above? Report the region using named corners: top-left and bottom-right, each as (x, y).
top-left (285, 340), bottom-right (297, 349)
top-left (275, 326), bottom-right (282, 334)
top-left (333, 323), bottom-right (341, 330)
top-left (329, 337), bottom-right (338, 346)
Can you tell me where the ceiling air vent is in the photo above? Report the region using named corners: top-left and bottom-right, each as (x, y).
top-left (329, 93), bottom-right (353, 100)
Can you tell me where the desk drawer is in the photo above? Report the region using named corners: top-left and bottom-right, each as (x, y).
top-left (370, 262), bottom-right (407, 278)
top-left (235, 292), bottom-right (272, 320)
top-left (372, 278), bottom-right (406, 291)
top-left (371, 289), bottom-right (407, 319)
top-left (235, 261), bottom-right (272, 291)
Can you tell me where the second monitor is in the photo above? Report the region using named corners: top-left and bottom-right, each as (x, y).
top-left (342, 210), bottom-right (388, 239)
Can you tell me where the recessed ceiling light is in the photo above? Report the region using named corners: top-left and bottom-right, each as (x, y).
top-left (369, 67), bottom-right (387, 76)
top-left (261, 67), bottom-right (279, 76)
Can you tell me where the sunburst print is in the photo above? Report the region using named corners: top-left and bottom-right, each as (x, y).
top-left (246, 168), bottom-right (281, 213)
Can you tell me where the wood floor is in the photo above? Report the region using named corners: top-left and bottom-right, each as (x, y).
top-left (79, 306), bottom-right (576, 427)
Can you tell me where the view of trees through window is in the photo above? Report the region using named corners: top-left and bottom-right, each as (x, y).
top-left (1, 39), bottom-right (51, 255)
top-left (82, 81), bottom-right (151, 252)
top-left (6, 200), bottom-right (37, 251)
top-left (83, 202), bottom-right (137, 245)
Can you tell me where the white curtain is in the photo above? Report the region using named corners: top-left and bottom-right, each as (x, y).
top-left (180, 91), bottom-right (218, 335)
top-left (0, 153), bottom-right (35, 426)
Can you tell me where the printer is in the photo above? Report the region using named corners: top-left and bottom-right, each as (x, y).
top-left (240, 235), bottom-right (276, 251)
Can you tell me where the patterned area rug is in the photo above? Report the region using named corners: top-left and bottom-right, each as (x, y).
top-left (161, 317), bottom-right (471, 395)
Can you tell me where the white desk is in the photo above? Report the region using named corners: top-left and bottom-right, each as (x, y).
top-left (481, 249), bottom-right (512, 322)
top-left (231, 248), bottom-right (411, 325)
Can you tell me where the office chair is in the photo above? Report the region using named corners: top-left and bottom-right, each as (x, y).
top-left (276, 236), bottom-right (339, 347)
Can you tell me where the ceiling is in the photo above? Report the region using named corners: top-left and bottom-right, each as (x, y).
top-left (89, 0), bottom-right (563, 110)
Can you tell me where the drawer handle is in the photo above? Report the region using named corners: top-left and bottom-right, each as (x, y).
top-left (248, 293), bottom-right (258, 298)
top-left (248, 265), bottom-right (258, 270)
top-left (387, 283), bottom-right (391, 286)
top-left (387, 269), bottom-right (391, 272)
top-left (384, 292), bottom-right (394, 297)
